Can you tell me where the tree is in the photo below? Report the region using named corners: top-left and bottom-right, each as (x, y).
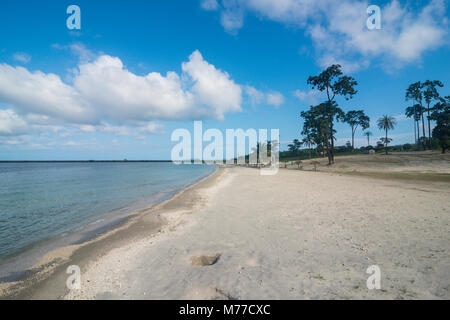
top-left (430, 96), bottom-right (450, 153)
top-left (301, 102), bottom-right (345, 163)
top-left (302, 135), bottom-right (315, 158)
top-left (364, 131), bottom-right (373, 147)
top-left (405, 104), bottom-right (422, 145)
top-left (288, 139), bottom-right (302, 154)
top-left (377, 115), bottom-right (397, 155)
top-left (301, 103), bottom-right (329, 159)
top-left (307, 65), bottom-right (358, 164)
top-left (343, 110), bottom-right (370, 150)
top-left (345, 141), bottom-right (352, 150)
top-left (406, 82), bottom-right (426, 149)
top-left (422, 80), bottom-right (444, 149)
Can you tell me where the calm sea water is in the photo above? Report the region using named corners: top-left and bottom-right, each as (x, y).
top-left (0, 162), bottom-right (215, 261)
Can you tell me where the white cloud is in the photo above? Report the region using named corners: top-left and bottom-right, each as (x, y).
top-left (294, 89), bottom-right (324, 105)
top-left (139, 122), bottom-right (164, 135)
top-left (13, 52), bottom-right (31, 64)
top-left (394, 114), bottom-right (408, 122)
top-left (266, 92), bottom-right (284, 108)
top-left (201, 0), bottom-right (219, 11)
top-left (79, 124), bottom-right (96, 132)
top-left (245, 86), bottom-right (265, 106)
top-left (181, 50), bottom-right (243, 119)
top-left (0, 49), bottom-right (278, 143)
top-left (0, 109), bottom-right (29, 135)
top-left (0, 63), bottom-right (91, 123)
top-left (245, 86), bottom-right (284, 108)
top-left (220, 5), bottom-right (244, 33)
top-left (203, 0), bottom-right (448, 71)
top-left (0, 51), bottom-right (241, 132)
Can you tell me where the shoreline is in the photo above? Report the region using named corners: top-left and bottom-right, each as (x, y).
top-left (2, 156), bottom-right (449, 299)
top-left (63, 166), bottom-right (448, 300)
top-left (0, 165), bottom-right (221, 299)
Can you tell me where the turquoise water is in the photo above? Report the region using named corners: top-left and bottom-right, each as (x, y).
top-left (0, 162), bottom-right (215, 261)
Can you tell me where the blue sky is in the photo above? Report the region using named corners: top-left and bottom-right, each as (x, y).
top-left (0, 0), bottom-right (449, 160)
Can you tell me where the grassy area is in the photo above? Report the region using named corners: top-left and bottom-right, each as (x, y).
top-left (280, 151), bottom-right (450, 184)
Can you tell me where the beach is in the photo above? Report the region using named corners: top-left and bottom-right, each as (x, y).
top-left (1, 153), bottom-right (449, 300)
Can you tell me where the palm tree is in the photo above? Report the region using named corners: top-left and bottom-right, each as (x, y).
top-left (364, 131), bottom-right (373, 147)
top-left (288, 139), bottom-right (302, 155)
top-left (302, 135), bottom-right (315, 158)
top-left (377, 115), bottom-right (397, 155)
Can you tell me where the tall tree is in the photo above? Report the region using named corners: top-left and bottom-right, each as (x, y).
top-left (343, 110), bottom-right (370, 150)
top-left (301, 104), bottom-right (328, 158)
top-left (406, 82), bottom-right (426, 149)
top-left (422, 80), bottom-right (444, 149)
top-left (307, 65), bottom-right (358, 164)
top-left (364, 131), bottom-right (373, 147)
top-left (405, 104), bottom-right (421, 146)
top-left (430, 96), bottom-right (450, 153)
top-left (377, 115), bottom-right (397, 155)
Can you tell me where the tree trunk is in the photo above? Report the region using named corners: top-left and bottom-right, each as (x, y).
top-left (351, 127), bottom-right (355, 151)
top-left (329, 120), bottom-right (335, 164)
top-left (413, 117), bottom-right (417, 145)
top-left (427, 103), bottom-right (432, 149)
top-left (421, 111), bottom-right (426, 149)
top-left (416, 120), bottom-right (420, 148)
top-left (385, 129), bottom-right (388, 155)
top-left (325, 134), bottom-right (331, 165)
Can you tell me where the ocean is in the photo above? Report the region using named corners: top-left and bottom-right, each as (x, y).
top-left (0, 162), bottom-right (215, 269)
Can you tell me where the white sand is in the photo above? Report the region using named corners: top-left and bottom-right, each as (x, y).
top-left (65, 167), bottom-right (450, 300)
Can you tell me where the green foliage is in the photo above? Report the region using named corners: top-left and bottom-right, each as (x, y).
top-left (344, 110), bottom-right (370, 149)
top-left (303, 64), bottom-right (358, 164)
top-left (430, 96), bottom-right (450, 153)
top-left (288, 139), bottom-right (302, 154)
top-left (307, 65), bottom-right (358, 101)
top-left (406, 80), bottom-right (444, 150)
top-left (363, 131), bottom-right (373, 147)
top-left (403, 143), bottom-right (413, 150)
top-left (377, 115), bottom-right (397, 154)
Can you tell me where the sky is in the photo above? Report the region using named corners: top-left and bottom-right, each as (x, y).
top-left (0, 0), bottom-right (449, 160)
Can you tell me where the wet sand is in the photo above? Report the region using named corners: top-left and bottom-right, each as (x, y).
top-left (0, 168), bottom-right (222, 299)
top-left (2, 156), bottom-right (449, 300)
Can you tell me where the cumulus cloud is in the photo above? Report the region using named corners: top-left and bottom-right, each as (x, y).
top-left (203, 0), bottom-right (448, 71)
top-left (0, 51), bottom-right (242, 127)
top-left (245, 86), bottom-right (285, 108)
top-left (181, 50), bottom-right (243, 119)
top-left (0, 64), bottom-right (90, 123)
top-left (0, 49), bottom-right (275, 142)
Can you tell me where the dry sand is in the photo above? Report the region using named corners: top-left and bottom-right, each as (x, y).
top-left (2, 153), bottom-right (450, 300)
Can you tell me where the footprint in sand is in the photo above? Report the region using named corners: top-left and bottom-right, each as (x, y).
top-left (191, 254), bottom-right (221, 266)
